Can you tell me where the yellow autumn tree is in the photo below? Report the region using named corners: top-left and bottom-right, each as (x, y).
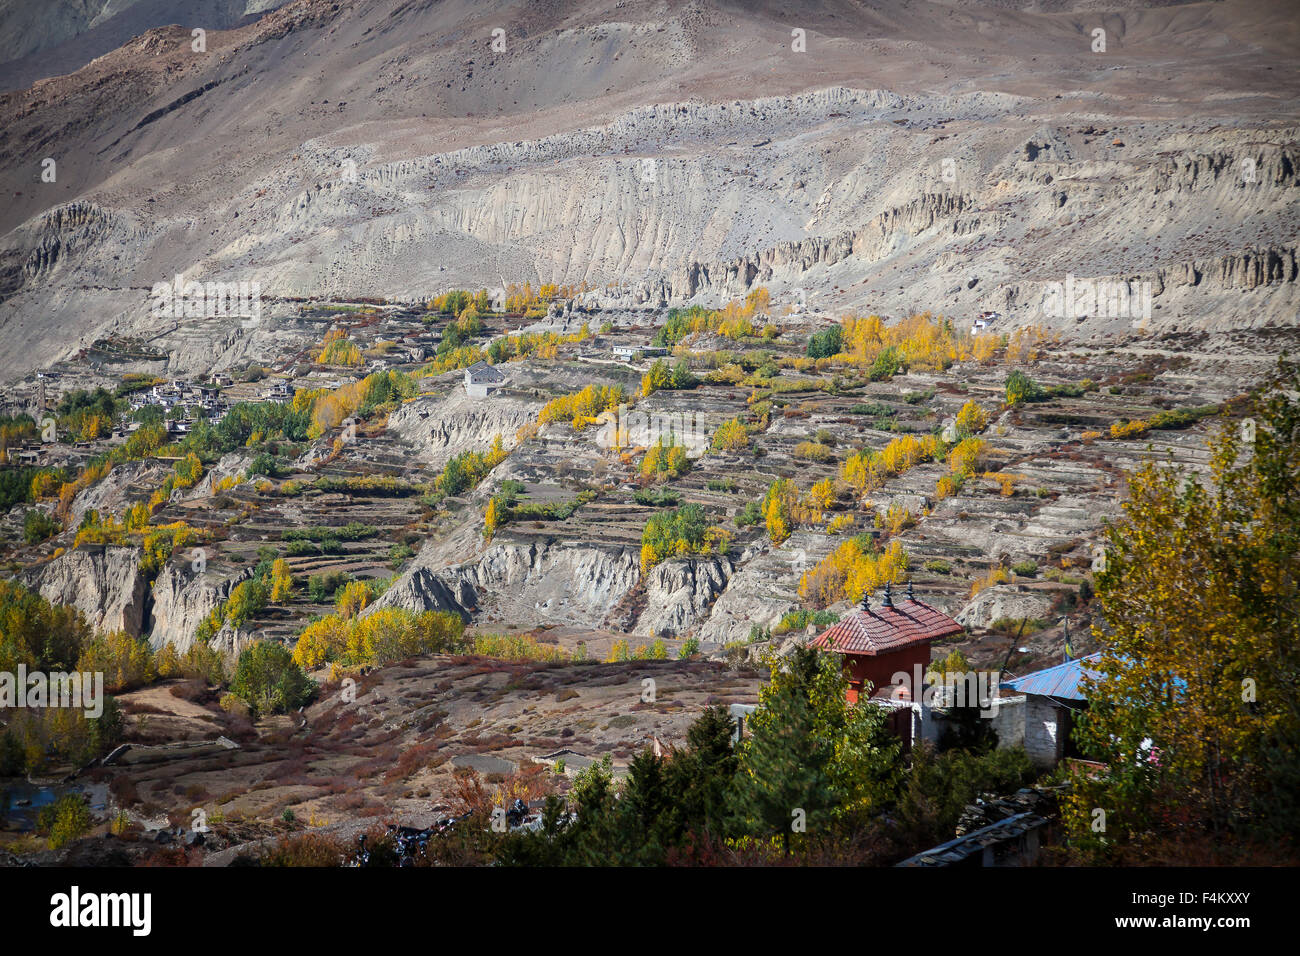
top-left (954, 399), bottom-right (989, 436)
top-left (270, 558), bottom-right (294, 602)
top-left (798, 538), bottom-right (909, 608)
top-left (762, 478), bottom-right (799, 544)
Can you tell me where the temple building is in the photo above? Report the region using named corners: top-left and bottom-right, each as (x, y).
top-left (809, 580), bottom-right (965, 744)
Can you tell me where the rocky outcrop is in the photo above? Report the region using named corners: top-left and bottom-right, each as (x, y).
top-left (385, 389), bottom-right (543, 470)
top-left (147, 562), bottom-right (251, 653)
top-left (654, 192), bottom-right (974, 302)
top-left (634, 556), bottom-right (733, 639)
top-left (27, 545), bottom-right (148, 636)
top-left (376, 537), bottom-right (641, 629)
top-left (364, 568), bottom-right (477, 621)
top-left (955, 584), bottom-right (1056, 631)
top-left (694, 540), bottom-right (820, 646)
top-left (21, 201), bottom-right (112, 286)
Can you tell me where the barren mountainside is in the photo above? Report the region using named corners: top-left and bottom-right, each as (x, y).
top-left (0, 0), bottom-right (1296, 382)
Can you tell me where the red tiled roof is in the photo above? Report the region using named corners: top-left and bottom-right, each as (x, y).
top-left (809, 599), bottom-right (963, 656)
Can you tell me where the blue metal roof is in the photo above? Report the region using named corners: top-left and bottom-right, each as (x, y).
top-left (1000, 653), bottom-right (1103, 701)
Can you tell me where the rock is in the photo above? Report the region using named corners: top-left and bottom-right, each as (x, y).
top-left (635, 556), bottom-right (733, 638)
top-left (148, 562), bottom-right (252, 653)
top-left (956, 584), bottom-right (1056, 630)
top-left (374, 538), bottom-right (641, 630)
top-left (27, 545), bottom-right (148, 636)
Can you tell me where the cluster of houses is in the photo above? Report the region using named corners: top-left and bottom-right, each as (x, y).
top-left (121, 379), bottom-right (234, 436)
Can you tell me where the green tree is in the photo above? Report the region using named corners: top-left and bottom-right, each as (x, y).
top-left (230, 641), bottom-right (316, 718)
top-left (1005, 370), bottom-right (1042, 406)
top-left (666, 705), bottom-right (739, 839)
top-left (728, 647), bottom-right (901, 850)
top-left (806, 325), bottom-right (843, 359)
top-left (23, 509), bottom-right (60, 545)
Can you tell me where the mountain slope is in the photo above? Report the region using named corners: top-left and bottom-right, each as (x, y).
top-left (0, 0), bottom-right (1296, 381)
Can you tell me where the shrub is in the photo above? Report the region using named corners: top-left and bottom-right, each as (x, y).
top-left (867, 346), bottom-right (904, 381)
top-left (1110, 419), bottom-right (1150, 439)
top-left (38, 794), bottom-right (92, 850)
top-left (773, 609), bottom-right (840, 635)
top-left (1005, 370), bottom-right (1043, 406)
top-left (633, 487), bottom-right (681, 507)
top-left (734, 501), bottom-right (762, 528)
top-left (23, 509), bottom-right (60, 545)
top-left (793, 441), bottom-right (832, 462)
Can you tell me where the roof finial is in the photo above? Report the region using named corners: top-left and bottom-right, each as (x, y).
top-left (882, 581), bottom-right (894, 608)
top-left (906, 577), bottom-right (915, 601)
top-left (859, 590), bottom-right (870, 612)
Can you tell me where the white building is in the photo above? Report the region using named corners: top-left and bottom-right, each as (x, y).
top-left (464, 361), bottom-right (507, 399)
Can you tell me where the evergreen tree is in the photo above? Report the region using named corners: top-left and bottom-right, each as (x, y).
top-left (667, 705), bottom-right (740, 839)
top-left (728, 647), bottom-right (839, 850)
top-left (729, 647), bottom-right (902, 850)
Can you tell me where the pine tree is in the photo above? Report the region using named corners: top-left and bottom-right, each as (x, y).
top-left (728, 647), bottom-right (838, 850)
top-left (729, 647), bottom-right (902, 850)
top-left (667, 705), bottom-right (739, 839)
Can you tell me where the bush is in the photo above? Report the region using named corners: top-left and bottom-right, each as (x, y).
top-left (867, 346), bottom-right (904, 381)
top-left (1011, 561), bottom-right (1038, 577)
top-left (1110, 419), bottom-right (1150, 439)
top-left (633, 487), bottom-right (681, 507)
top-left (773, 609), bottom-right (840, 635)
top-left (1005, 370), bottom-right (1043, 406)
top-left (23, 509), bottom-right (60, 545)
top-left (793, 441), bottom-right (832, 462)
top-left (734, 501), bottom-right (762, 528)
top-left (38, 793), bottom-right (92, 850)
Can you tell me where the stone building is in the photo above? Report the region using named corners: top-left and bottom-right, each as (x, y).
top-left (464, 360), bottom-right (507, 398)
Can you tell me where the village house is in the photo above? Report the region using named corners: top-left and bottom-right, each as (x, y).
top-left (464, 360), bottom-right (507, 399)
top-left (261, 380), bottom-right (294, 402)
top-left (995, 653), bottom-right (1101, 769)
top-left (611, 344), bottom-right (668, 362)
top-left (809, 580), bottom-right (965, 747)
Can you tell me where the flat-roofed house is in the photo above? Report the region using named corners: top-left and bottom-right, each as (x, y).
top-left (464, 361), bottom-right (507, 399)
